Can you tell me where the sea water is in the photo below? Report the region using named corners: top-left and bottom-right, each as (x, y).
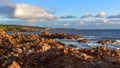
top-left (8, 29), bottom-right (120, 49)
top-left (48, 29), bottom-right (120, 49)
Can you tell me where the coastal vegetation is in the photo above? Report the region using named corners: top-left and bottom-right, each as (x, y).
top-left (0, 24), bottom-right (46, 32)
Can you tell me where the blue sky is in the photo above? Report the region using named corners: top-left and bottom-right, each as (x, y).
top-left (0, 0), bottom-right (120, 29)
top-left (15, 0), bottom-right (120, 16)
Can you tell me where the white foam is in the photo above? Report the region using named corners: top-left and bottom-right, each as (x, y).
top-left (55, 38), bottom-right (120, 49)
top-left (116, 40), bottom-right (120, 43)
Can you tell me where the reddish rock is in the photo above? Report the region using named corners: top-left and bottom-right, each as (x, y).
top-left (1, 62), bottom-right (7, 67)
top-left (0, 29), bottom-right (6, 35)
top-left (39, 43), bottom-right (51, 53)
top-left (8, 61), bottom-right (21, 68)
top-left (41, 31), bottom-right (51, 38)
top-left (96, 40), bottom-right (119, 45)
top-left (0, 30), bottom-right (120, 68)
top-left (41, 32), bottom-right (81, 39)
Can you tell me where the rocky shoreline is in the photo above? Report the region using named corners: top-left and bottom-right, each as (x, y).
top-left (0, 30), bottom-right (120, 68)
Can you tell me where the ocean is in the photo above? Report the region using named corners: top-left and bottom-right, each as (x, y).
top-left (48, 29), bottom-right (120, 49)
top-left (8, 29), bottom-right (120, 49)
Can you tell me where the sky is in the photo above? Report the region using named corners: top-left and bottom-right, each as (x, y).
top-left (0, 0), bottom-right (120, 29)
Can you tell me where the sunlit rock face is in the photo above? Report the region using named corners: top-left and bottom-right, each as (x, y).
top-left (41, 31), bottom-right (81, 39)
top-left (0, 30), bottom-right (120, 68)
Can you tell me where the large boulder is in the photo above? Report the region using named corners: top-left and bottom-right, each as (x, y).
top-left (41, 31), bottom-right (51, 38)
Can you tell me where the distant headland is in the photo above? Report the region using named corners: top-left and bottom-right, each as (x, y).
top-left (0, 24), bottom-right (52, 32)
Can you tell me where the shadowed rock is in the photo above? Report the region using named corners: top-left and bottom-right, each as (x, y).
top-left (97, 40), bottom-right (119, 45)
top-left (41, 31), bottom-right (81, 40)
top-left (78, 39), bottom-right (88, 43)
top-left (68, 44), bottom-right (77, 48)
top-left (0, 30), bottom-right (120, 68)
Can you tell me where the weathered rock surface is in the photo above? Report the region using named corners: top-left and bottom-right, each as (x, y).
top-left (41, 31), bottom-right (81, 40)
top-left (97, 40), bottom-right (119, 45)
top-left (78, 39), bottom-right (88, 43)
top-left (8, 61), bottom-right (21, 68)
top-left (68, 44), bottom-right (77, 48)
top-left (0, 30), bottom-right (120, 68)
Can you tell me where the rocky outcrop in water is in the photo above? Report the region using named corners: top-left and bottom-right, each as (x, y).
top-left (68, 44), bottom-right (77, 48)
top-left (41, 31), bottom-right (81, 39)
top-left (0, 30), bottom-right (120, 68)
top-left (97, 40), bottom-right (119, 45)
top-left (78, 39), bottom-right (88, 43)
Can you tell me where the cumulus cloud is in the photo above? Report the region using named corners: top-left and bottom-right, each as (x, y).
top-left (14, 4), bottom-right (54, 20)
top-left (96, 23), bottom-right (101, 25)
top-left (102, 19), bottom-right (110, 23)
top-left (0, 0), bottom-right (56, 22)
top-left (0, 5), bottom-right (15, 18)
top-left (81, 13), bottom-right (92, 18)
top-left (0, 0), bottom-right (15, 18)
top-left (0, 0), bottom-right (16, 7)
top-left (95, 11), bottom-right (106, 17)
top-left (63, 23), bottom-right (70, 26)
top-left (90, 19), bottom-right (120, 25)
top-left (0, 3), bottom-right (55, 22)
top-left (54, 23), bottom-right (58, 26)
top-left (93, 19), bottom-right (110, 24)
top-left (60, 15), bottom-right (76, 19)
top-left (79, 21), bottom-right (84, 25)
top-left (107, 14), bottom-right (120, 19)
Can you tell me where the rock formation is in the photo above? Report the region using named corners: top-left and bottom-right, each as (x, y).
top-left (0, 30), bottom-right (120, 68)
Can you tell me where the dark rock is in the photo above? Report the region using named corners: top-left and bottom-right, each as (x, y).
top-left (0, 30), bottom-right (120, 68)
top-left (97, 40), bottom-right (119, 45)
top-left (68, 44), bottom-right (77, 48)
top-left (78, 39), bottom-right (88, 43)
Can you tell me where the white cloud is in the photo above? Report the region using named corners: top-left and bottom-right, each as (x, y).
top-left (14, 4), bottom-right (54, 21)
top-left (92, 18), bottom-right (120, 25)
top-left (0, 0), bottom-right (16, 7)
top-left (107, 14), bottom-right (120, 19)
top-left (102, 19), bottom-right (110, 23)
top-left (54, 22), bottom-right (58, 26)
top-left (95, 11), bottom-right (106, 17)
top-left (0, 2), bottom-right (56, 22)
top-left (81, 13), bottom-right (92, 18)
top-left (109, 20), bottom-right (120, 25)
top-left (79, 21), bottom-right (84, 25)
top-left (64, 23), bottom-right (70, 26)
top-left (60, 15), bottom-right (76, 19)
top-left (96, 23), bottom-right (101, 25)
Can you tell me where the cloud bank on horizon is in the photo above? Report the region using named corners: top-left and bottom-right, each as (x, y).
top-left (0, 0), bottom-right (120, 29)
